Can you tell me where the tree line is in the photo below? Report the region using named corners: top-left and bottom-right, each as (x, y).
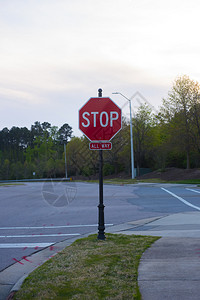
top-left (1, 75), bottom-right (200, 180)
top-left (0, 122), bottom-right (72, 180)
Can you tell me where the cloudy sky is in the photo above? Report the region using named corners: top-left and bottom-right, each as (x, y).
top-left (1, 0), bottom-right (200, 137)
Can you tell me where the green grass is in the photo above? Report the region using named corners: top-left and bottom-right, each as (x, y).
top-left (170, 179), bottom-right (200, 184)
top-left (80, 177), bottom-right (200, 185)
top-left (104, 178), bottom-right (137, 184)
top-left (86, 178), bottom-right (168, 185)
top-left (0, 183), bottom-right (25, 186)
top-left (14, 234), bottom-right (159, 300)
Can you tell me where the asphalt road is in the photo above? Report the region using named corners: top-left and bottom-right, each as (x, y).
top-left (0, 181), bottom-right (200, 272)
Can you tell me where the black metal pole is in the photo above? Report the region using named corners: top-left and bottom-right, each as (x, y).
top-left (97, 88), bottom-right (105, 240)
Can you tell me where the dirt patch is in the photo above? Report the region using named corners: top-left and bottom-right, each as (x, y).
top-left (137, 167), bottom-right (200, 181)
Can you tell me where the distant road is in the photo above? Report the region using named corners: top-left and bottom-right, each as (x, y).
top-left (0, 182), bottom-right (199, 271)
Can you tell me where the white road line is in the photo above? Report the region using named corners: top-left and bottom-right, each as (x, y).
top-left (0, 243), bottom-right (53, 248)
top-left (161, 187), bottom-right (200, 211)
top-left (0, 233), bottom-right (80, 238)
top-left (0, 224), bottom-right (113, 230)
top-left (186, 188), bottom-right (200, 194)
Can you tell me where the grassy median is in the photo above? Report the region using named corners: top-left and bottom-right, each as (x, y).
top-left (14, 234), bottom-right (159, 300)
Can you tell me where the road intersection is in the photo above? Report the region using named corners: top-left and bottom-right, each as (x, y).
top-left (1, 182), bottom-right (200, 271)
top-left (0, 181), bottom-right (200, 299)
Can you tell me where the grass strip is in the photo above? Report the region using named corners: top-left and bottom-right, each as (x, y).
top-left (14, 234), bottom-right (159, 300)
top-left (0, 183), bottom-right (25, 186)
top-left (170, 179), bottom-right (200, 184)
top-left (84, 178), bottom-right (200, 185)
top-left (83, 178), bottom-right (168, 184)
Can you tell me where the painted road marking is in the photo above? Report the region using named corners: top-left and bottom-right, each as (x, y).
top-left (186, 188), bottom-right (200, 194)
top-left (0, 233), bottom-right (80, 238)
top-left (0, 243), bottom-right (53, 248)
top-left (0, 224), bottom-right (113, 230)
top-left (0, 224), bottom-right (114, 249)
top-left (161, 188), bottom-right (200, 211)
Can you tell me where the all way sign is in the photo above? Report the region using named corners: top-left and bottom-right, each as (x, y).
top-left (89, 142), bottom-right (112, 150)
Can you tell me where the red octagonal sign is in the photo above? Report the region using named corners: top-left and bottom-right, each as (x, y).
top-left (79, 97), bottom-right (122, 141)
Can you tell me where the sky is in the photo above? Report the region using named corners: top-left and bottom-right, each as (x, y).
top-left (1, 0), bottom-right (200, 137)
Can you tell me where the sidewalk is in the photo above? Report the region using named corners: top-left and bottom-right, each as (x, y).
top-left (138, 237), bottom-right (200, 300)
top-left (113, 211), bottom-right (200, 300)
top-left (1, 212), bottom-right (200, 299)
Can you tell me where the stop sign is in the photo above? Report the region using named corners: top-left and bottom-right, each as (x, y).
top-left (79, 97), bottom-right (122, 141)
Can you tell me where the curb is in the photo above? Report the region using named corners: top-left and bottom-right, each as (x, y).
top-left (8, 275), bottom-right (27, 294)
top-left (2, 232), bottom-right (91, 300)
top-left (6, 275), bottom-right (27, 300)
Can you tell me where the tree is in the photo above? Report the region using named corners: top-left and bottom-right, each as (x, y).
top-left (66, 137), bottom-right (84, 176)
top-left (58, 124), bottom-right (73, 144)
top-left (50, 126), bottom-right (59, 141)
top-left (31, 121), bottom-right (43, 138)
top-left (132, 104), bottom-right (154, 175)
top-left (41, 122), bottom-right (51, 132)
top-left (0, 128), bottom-right (9, 158)
top-left (160, 75), bottom-right (200, 169)
top-left (188, 85), bottom-right (200, 154)
top-left (2, 159), bottom-right (10, 180)
top-left (0, 121), bottom-right (73, 180)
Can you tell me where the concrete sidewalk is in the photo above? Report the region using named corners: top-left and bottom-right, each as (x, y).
top-left (113, 211), bottom-right (200, 300)
top-left (1, 212), bottom-right (200, 299)
top-left (116, 211), bottom-right (200, 238)
top-left (139, 237), bottom-right (200, 300)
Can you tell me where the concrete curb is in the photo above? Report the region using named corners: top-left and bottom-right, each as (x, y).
top-left (1, 232), bottom-right (91, 300)
top-left (9, 275), bottom-right (27, 293)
